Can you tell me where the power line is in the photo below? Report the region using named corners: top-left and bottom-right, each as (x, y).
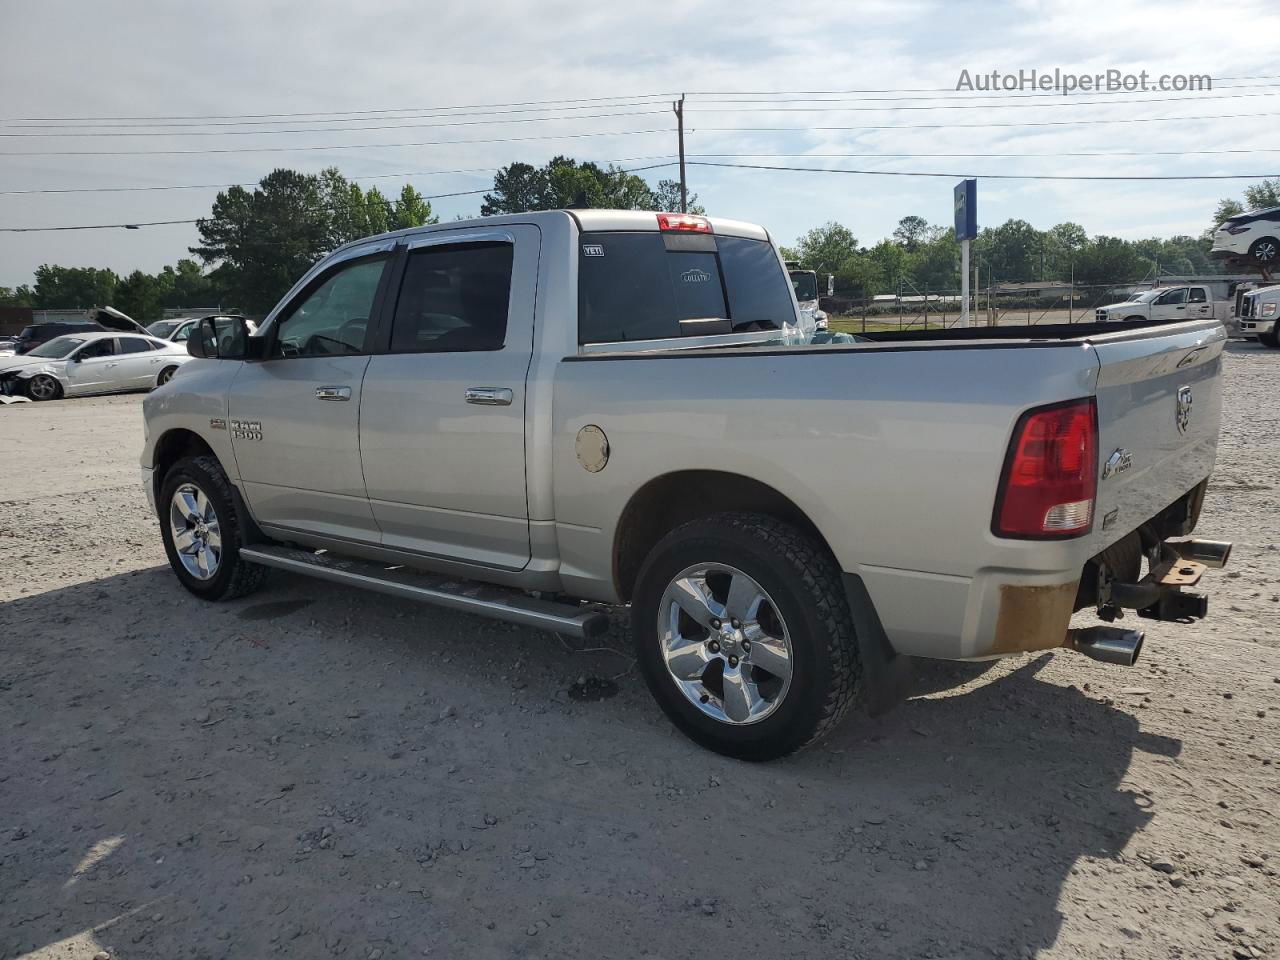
top-left (0, 156), bottom-right (676, 196)
top-left (685, 90), bottom-right (1280, 114)
top-left (0, 109), bottom-right (670, 138)
top-left (688, 148), bottom-right (1280, 159)
top-left (687, 160), bottom-right (1280, 181)
top-left (0, 93), bottom-right (677, 124)
top-left (683, 74), bottom-right (1280, 95)
top-left (11, 86), bottom-right (1280, 133)
top-left (0, 162), bottom-right (680, 232)
top-left (0, 100), bottom-right (673, 131)
top-left (694, 109), bottom-right (1280, 133)
top-left (0, 127), bottom-right (672, 157)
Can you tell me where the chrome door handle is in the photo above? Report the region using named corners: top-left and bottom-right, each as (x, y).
top-left (315, 385), bottom-right (352, 401)
top-left (465, 387), bottom-right (513, 406)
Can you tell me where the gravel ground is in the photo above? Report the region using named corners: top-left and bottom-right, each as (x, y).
top-left (1, 343), bottom-right (1277, 960)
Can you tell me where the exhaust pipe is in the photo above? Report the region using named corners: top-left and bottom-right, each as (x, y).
top-left (1169, 538), bottom-right (1232, 570)
top-left (1064, 626), bottom-right (1144, 666)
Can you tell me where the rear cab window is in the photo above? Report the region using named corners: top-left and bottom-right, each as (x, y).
top-left (577, 231), bottom-right (796, 344)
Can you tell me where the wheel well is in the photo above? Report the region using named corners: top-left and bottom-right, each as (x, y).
top-left (153, 429), bottom-right (216, 490)
top-left (612, 470), bottom-right (836, 602)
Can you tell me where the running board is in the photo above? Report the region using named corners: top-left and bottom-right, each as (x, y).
top-left (238, 545), bottom-right (610, 639)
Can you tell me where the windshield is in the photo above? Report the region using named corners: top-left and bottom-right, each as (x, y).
top-left (27, 336), bottom-right (86, 358)
top-left (147, 319), bottom-right (181, 337)
top-left (790, 271), bottom-right (818, 301)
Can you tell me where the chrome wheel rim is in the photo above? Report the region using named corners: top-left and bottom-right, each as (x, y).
top-left (158, 367), bottom-right (174, 385)
top-left (169, 483), bottom-right (221, 580)
top-left (657, 562), bottom-right (794, 725)
top-left (1255, 240), bottom-right (1278, 262)
top-left (28, 376), bottom-right (57, 400)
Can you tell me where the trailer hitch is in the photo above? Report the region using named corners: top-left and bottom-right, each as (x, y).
top-left (1097, 538), bottom-right (1228, 624)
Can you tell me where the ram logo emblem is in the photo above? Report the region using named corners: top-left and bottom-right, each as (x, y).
top-left (1101, 449), bottom-right (1133, 480)
top-left (1175, 386), bottom-right (1193, 434)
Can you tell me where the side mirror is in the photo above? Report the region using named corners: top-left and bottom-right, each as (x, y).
top-left (188, 316), bottom-right (254, 360)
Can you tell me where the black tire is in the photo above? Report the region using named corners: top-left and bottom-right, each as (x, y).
top-left (1249, 237), bottom-right (1279, 265)
top-left (1123, 315), bottom-right (1146, 324)
top-left (631, 513), bottom-right (861, 760)
top-left (155, 365), bottom-right (178, 387)
top-left (159, 455), bottom-right (268, 601)
top-left (1263, 329), bottom-right (1280, 349)
top-left (26, 374), bottom-right (63, 401)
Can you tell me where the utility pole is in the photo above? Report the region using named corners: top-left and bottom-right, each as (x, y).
top-left (672, 94), bottom-right (687, 213)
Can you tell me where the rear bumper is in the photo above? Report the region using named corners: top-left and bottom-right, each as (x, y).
top-left (862, 483), bottom-right (1222, 662)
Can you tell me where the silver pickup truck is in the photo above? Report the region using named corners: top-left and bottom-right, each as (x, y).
top-left (141, 209), bottom-right (1231, 759)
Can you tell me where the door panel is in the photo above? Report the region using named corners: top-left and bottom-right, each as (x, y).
top-left (116, 337), bottom-right (159, 387)
top-left (230, 250), bottom-right (392, 543)
top-left (65, 339), bottom-right (118, 395)
top-left (360, 226), bottom-right (539, 569)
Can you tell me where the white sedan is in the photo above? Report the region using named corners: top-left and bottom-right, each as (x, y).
top-left (0, 331), bottom-right (194, 401)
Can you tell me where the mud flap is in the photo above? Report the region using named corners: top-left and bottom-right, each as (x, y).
top-left (842, 573), bottom-right (914, 716)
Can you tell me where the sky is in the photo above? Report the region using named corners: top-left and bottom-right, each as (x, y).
top-left (1, 0), bottom-right (1279, 288)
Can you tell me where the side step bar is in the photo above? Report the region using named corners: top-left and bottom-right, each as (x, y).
top-left (238, 545), bottom-right (610, 640)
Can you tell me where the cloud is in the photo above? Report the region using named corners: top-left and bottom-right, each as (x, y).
top-left (1, 0), bottom-right (1276, 285)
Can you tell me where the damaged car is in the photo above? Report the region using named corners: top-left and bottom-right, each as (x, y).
top-left (0, 331), bottom-right (193, 401)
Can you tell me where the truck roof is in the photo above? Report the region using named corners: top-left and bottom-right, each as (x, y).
top-left (331, 208), bottom-right (771, 257)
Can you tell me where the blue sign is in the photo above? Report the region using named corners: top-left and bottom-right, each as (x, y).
top-left (954, 178), bottom-right (977, 241)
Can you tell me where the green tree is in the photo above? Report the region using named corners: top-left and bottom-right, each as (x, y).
top-left (388, 184), bottom-right (438, 231)
top-left (31, 265), bottom-right (119, 308)
top-left (114, 270), bottom-right (163, 323)
top-left (480, 156), bottom-right (684, 215)
top-left (864, 238), bottom-right (910, 292)
top-left (363, 186), bottom-right (391, 236)
top-left (1212, 198), bottom-right (1244, 227)
top-left (891, 215), bottom-right (930, 252)
top-left (191, 169), bottom-right (334, 313)
top-left (793, 221), bottom-right (859, 276)
top-left (1073, 236), bottom-right (1146, 286)
top-left (0, 285), bottom-right (35, 307)
top-left (974, 219), bottom-right (1040, 281)
top-left (1244, 178), bottom-right (1280, 210)
top-left (650, 179), bottom-right (706, 215)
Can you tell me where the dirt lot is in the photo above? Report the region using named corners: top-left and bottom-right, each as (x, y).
top-left (2, 343), bottom-right (1278, 960)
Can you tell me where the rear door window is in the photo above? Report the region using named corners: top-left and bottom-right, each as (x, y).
top-left (118, 337), bottom-right (152, 354)
top-left (577, 231), bottom-right (795, 344)
top-left (388, 242), bottom-right (514, 353)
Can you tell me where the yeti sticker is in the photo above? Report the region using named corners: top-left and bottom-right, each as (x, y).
top-left (582, 244), bottom-right (605, 257)
top-left (681, 268), bottom-right (712, 284)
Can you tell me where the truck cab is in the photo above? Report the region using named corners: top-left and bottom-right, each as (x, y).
top-left (1236, 283), bottom-right (1280, 347)
top-left (786, 263), bottom-right (829, 331)
top-left (1095, 285), bottom-right (1225, 325)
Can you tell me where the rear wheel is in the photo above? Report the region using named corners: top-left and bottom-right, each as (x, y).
top-left (159, 455), bottom-right (267, 601)
top-left (156, 365), bottom-right (178, 386)
top-left (26, 374), bottom-right (62, 401)
top-left (632, 513), bottom-right (861, 760)
top-left (1249, 237), bottom-right (1279, 265)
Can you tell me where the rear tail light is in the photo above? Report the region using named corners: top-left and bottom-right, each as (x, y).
top-left (657, 213), bottom-right (712, 233)
top-left (993, 398), bottom-right (1098, 539)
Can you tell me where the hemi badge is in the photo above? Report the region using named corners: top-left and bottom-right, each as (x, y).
top-left (209, 418), bottom-right (227, 431)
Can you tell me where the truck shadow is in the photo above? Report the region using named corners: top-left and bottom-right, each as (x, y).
top-left (1, 566), bottom-right (1178, 959)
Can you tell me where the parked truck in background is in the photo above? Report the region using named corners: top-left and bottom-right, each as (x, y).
top-left (142, 209), bottom-right (1231, 760)
top-left (786, 263), bottom-right (830, 331)
top-left (1094, 284), bottom-right (1235, 325)
top-left (1236, 283), bottom-right (1280, 347)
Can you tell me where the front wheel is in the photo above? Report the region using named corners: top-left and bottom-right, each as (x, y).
top-left (631, 513), bottom-right (861, 760)
top-left (159, 455), bottom-right (267, 601)
top-left (26, 374), bottom-right (63, 401)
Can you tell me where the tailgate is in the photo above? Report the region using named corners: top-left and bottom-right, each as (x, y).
top-left (1088, 320), bottom-right (1225, 551)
